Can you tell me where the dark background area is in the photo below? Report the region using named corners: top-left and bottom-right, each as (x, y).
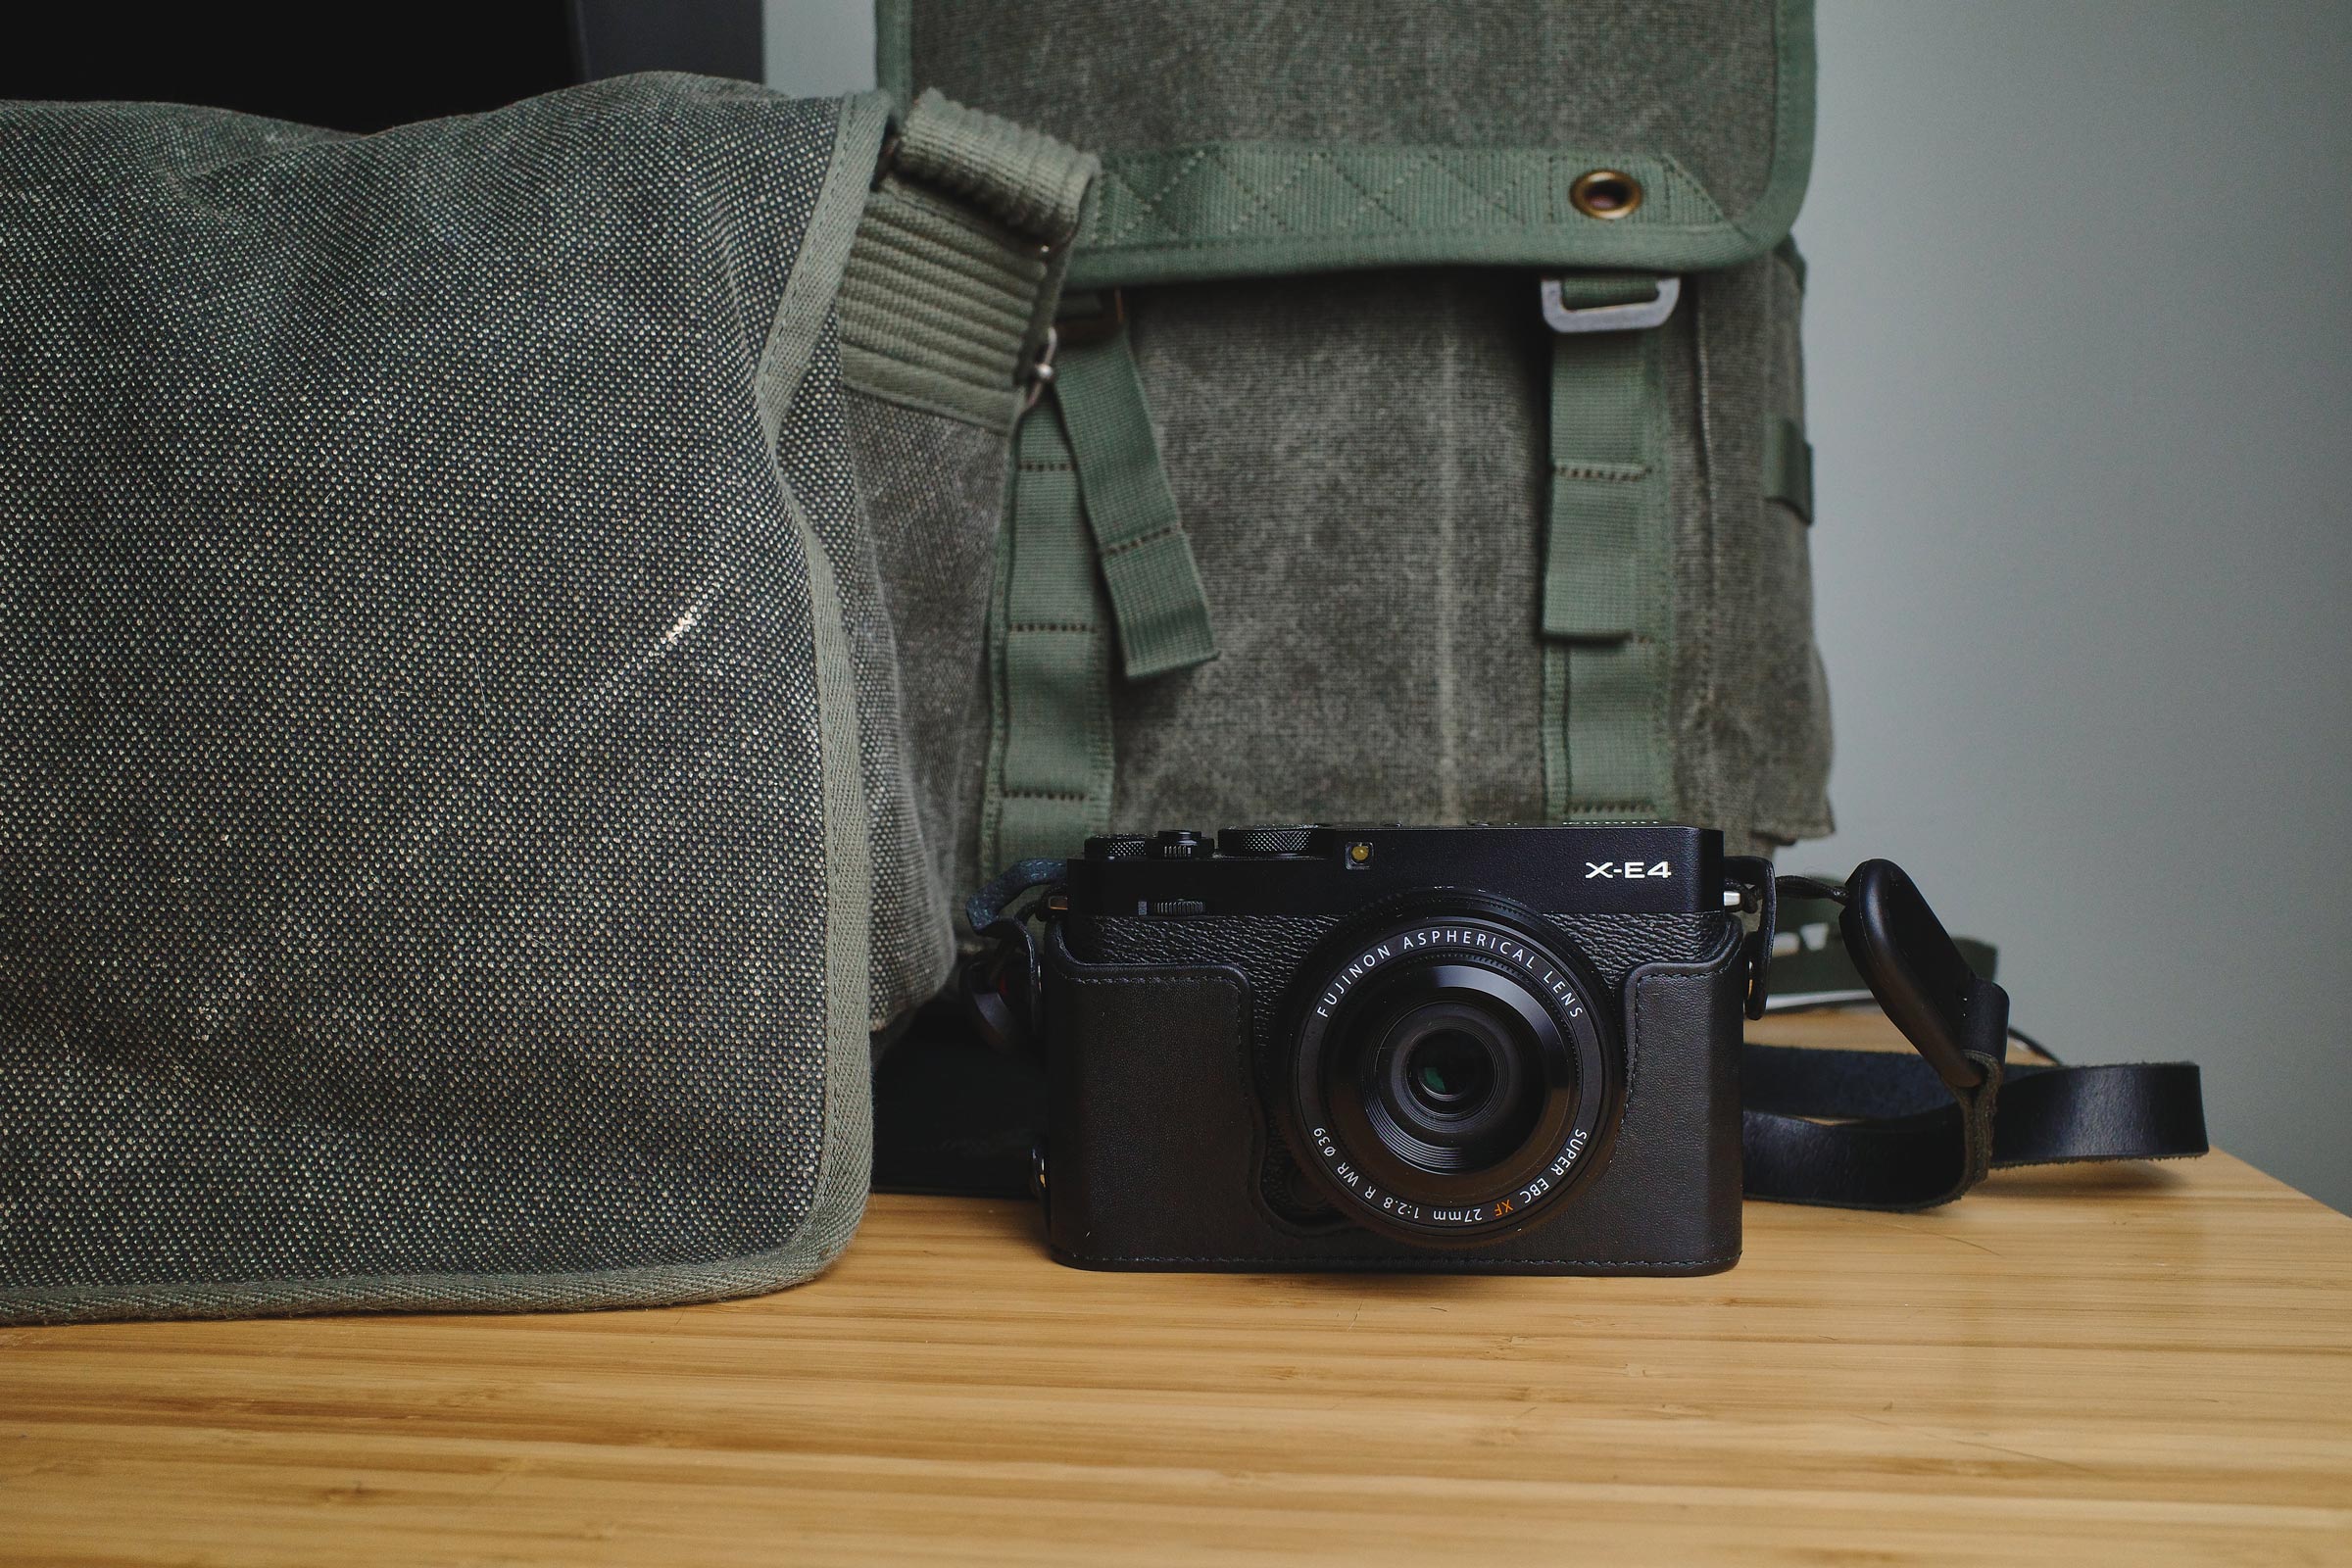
top-left (0, 1), bottom-right (760, 132)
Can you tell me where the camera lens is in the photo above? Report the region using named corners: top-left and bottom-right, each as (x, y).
top-left (1280, 903), bottom-right (1621, 1247)
top-left (1380, 1006), bottom-right (1525, 1165)
top-left (1353, 971), bottom-right (1548, 1178)
top-left (1404, 1028), bottom-right (1493, 1113)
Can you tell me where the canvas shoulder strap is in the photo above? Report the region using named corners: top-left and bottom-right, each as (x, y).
top-left (838, 88), bottom-right (1095, 433)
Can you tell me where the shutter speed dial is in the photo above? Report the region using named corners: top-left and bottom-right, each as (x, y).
top-left (1220, 825), bottom-right (1317, 858)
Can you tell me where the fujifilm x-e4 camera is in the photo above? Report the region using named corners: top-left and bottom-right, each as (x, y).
top-left (1028, 822), bottom-right (1753, 1274)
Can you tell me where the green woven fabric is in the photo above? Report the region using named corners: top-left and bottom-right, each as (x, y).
top-left (1050, 306), bottom-right (1218, 680)
top-left (981, 404), bottom-right (1117, 870)
top-left (1544, 305), bottom-right (1674, 819)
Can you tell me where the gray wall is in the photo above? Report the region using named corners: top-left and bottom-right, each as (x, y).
top-left (763, 0), bottom-right (870, 100)
top-left (1798, 1), bottom-right (2351, 1211)
top-left (764, 0), bottom-right (2352, 1209)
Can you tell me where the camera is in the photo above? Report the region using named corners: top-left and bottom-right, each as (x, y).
top-left (1033, 822), bottom-right (1755, 1274)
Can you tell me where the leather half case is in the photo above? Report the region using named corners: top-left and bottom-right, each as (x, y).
top-left (1040, 919), bottom-right (1746, 1273)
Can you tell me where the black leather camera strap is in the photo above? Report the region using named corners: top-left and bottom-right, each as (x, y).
top-left (945, 857), bottom-right (2209, 1212)
top-left (1731, 858), bottom-right (2208, 1209)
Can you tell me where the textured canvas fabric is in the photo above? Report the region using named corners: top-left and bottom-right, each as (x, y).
top-left (846, 398), bottom-right (1007, 998)
top-left (1085, 263), bottom-right (1830, 855)
top-left (883, 0), bottom-right (1830, 895)
top-left (889, 0), bottom-right (1782, 208)
top-left (0, 75), bottom-right (893, 1322)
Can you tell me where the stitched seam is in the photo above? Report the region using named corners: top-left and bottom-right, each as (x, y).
top-left (1200, 148), bottom-right (1299, 236)
top-left (1006, 621), bottom-right (1096, 634)
top-left (1105, 148), bottom-right (1211, 244)
top-left (1322, 153), bottom-right (1414, 230)
top-left (1234, 152), bottom-right (1321, 232)
top-left (1004, 790), bottom-right (1094, 803)
top-left (1087, 220), bottom-right (1735, 256)
top-left (1098, 523), bottom-right (1184, 559)
top-left (1420, 152), bottom-right (1533, 226)
top-left (1063, 973), bottom-right (1244, 992)
top-left (1552, 463), bottom-right (1652, 481)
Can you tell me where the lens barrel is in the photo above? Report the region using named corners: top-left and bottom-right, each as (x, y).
top-left (1280, 902), bottom-right (1620, 1246)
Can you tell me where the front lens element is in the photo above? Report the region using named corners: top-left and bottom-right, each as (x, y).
top-left (1405, 1028), bottom-right (1494, 1113)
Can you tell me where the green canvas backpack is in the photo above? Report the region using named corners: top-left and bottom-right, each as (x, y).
top-left (870, 0), bottom-right (1832, 913)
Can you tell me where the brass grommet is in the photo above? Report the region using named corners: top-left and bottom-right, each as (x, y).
top-left (1569, 170), bottom-right (1643, 220)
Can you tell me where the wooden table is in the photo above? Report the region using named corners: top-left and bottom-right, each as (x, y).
top-left (6, 1015), bottom-right (2349, 1566)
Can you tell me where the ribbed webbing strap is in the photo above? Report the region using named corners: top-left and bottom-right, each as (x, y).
top-left (981, 403), bottom-right (1117, 872)
top-left (838, 91), bottom-right (1097, 432)
top-left (894, 88), bottom-right (1093, 244)
top-left (1543, 277), bottom-right (1676, 820)
top-left (1051, 300), bottom-right (1217, 680)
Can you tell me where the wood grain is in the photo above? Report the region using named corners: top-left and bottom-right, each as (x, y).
top-left (5, 1015), bottom-right (2349, 1566)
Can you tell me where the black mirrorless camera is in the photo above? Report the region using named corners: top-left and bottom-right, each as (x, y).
top-left (1031, 822), bottom-right (1760, 1274)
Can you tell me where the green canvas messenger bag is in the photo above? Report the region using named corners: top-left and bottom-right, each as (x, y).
top-left (0, 76), bottom-right (1092, 1323)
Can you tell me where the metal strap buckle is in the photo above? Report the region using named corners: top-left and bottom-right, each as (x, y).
top-left (1024, 290), bottom-right (1128, 413)
top-left (1540, 275), bottom-right (1681, 334)
top-left (1019, 325), bottom-right (1058, 413)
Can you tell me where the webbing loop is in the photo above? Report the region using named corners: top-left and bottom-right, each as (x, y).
top-left (979, 403), bottom-right (1118, 875)
top-left (1542, 273), bottom-right (1678, 820)
top-left (1051, 292), bottom-right (1217, 680)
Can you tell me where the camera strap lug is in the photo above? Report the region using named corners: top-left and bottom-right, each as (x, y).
top-left (959, 857), bottom-right (1068, 1056)
top-left (1723, 855), bottom-right (1778, 1020)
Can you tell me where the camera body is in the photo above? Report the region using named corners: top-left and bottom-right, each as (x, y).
top-left (1040, 823), bottom-right (1749, 1274)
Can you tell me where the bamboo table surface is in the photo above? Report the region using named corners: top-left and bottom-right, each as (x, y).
top-left (5, 1013), bottom-right (2349, 1567)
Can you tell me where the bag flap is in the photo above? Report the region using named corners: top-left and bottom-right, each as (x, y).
top-left (879, 0), bottom-right (1812, 288)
